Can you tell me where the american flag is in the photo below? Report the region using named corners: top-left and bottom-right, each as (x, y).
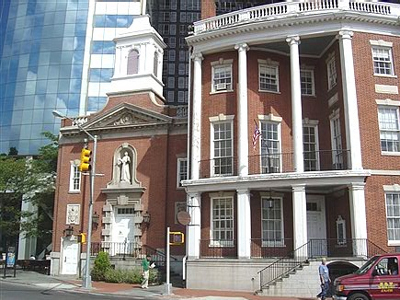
top-left (252, 125), bottom-right (261, 149)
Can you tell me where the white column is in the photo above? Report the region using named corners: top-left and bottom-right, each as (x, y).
top-left (145, 43), bottom-right (156, 74)
top-left (349, 183), bottom-right (368, 257)
top-left (338, 30), bottom-right (363, 170)
top-left (237, 188), bottom-right (251, 258)
top-left (235, 43), bottom-right (249, 177)
top-left (186, 193), bottom-right (201, 259)
top-left (292, 184), bottom-right (307, 258)
top-left (191, 52), bottom-right (203, 180)
top-left (286, 35), bottom-right (304, 173)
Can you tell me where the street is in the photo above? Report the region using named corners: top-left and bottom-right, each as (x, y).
top-left (0, 281), bottom-right (146, 300)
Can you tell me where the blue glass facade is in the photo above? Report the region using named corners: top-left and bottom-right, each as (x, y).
top-left (0, 0), bottom-right (89, 155)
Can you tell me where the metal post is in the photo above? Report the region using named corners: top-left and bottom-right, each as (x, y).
top-left (164, 226), bottom-right (172, 295)
top-left (82, 135), bottom-right (97, 289)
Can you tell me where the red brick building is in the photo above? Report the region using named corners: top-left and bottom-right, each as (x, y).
top-left (50, 15), bottom-right (188, 276)
top-left (182, 0), bottom-right (400, 295)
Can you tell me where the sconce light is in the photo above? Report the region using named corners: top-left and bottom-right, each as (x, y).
top-left (266, 189), bottom-right (274, 209)
top-left (267, 196), bottom-right (274, 209)
top-left (92, 212), bottom-right (99, 230)
top-left (142, 211), bottom-right (151, 228)
top-left (64, 225), bottom-right (74, 237)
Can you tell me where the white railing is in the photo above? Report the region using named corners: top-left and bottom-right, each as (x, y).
top-left (71, 116), bottom-right (88, 126)
top-left (193, 0), bottom-right (398, 34)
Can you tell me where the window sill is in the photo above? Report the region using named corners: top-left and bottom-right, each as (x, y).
top-left (327, 84), bottom-right (337, 92)
top-left (259, 89), bottom-right (280, 94)
top-left (68, 190), bottom-right (81, 194)
top-left (301, 94), bottom-right (316, 98)
top-left (374, 74), bottom-right (397, 79)
top-left (388, 241), bottom-right (400, 247)
top-left (210, 90), bottom-right (234, 95)
top-left (382, 151), bottom-right (400, 156)
top-left (209, 242), bottom-right (235, 248)
top-left (262, 242), bottom-right (285, 248)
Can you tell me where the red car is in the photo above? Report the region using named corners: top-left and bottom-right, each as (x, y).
top-left (333, 253), bottom-right (400, 300)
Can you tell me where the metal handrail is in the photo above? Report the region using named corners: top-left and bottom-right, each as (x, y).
top-left (257, 241), bottom-right (309, 291)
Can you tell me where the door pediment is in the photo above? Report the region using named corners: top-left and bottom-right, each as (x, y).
top-left (81, 103), bottom-right (172, 131)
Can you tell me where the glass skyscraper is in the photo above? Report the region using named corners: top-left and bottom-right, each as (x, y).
top-left (0, 0), bottom-right (140, 155)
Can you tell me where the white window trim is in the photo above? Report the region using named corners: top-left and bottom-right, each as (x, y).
top-left (258, 60), bottom-right (280, 93)
top-left (329, 109), bottom-right (343, 169)
top-left (260, 194), bottom-right (285, 247)
top-left (384, 191), bottom-right (400, 246)
top-left (371, 46), bottom-right (395, 77)
top-left (210, 117), bottom-right (234, 177)
top-left (336, 215), bottom-right (347, 245)
top-left (326, 55), bottom-right (337, 91)
top-left (300, 68), bottom-right (315, 96)
top-left (69, 162), bottom-right (81, 193)
top-left (303, 119), bottom-right (320, 171)
top-left (377, 105), bottom-right (400, 154)
top-left (211, 59), bottom-right (233, 94)
top-left (176, 157), bottom-right (187, 189)
top-left (210, 195), bottom-right (235, 247)
top-left (259, 120), bottom-right (282, 174)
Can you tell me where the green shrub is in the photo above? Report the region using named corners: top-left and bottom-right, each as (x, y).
top-left (100, 266), bottom-right (160, 285)
top-left (91, 251), bottom-right (112, 281)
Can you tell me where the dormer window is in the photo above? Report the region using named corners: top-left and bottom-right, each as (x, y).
top-left (127, 49), bottom-right (139, 75)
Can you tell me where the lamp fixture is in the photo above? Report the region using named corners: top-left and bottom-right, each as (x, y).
top-left (64, 225), bottom-right (74, 237)
top-left (142, 211), bottom-right (151, 228)
top-left (92, 212), bottom-right (99, 230)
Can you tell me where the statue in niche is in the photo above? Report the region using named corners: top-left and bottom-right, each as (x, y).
top-left (117, 151), bottom-right (131, 183)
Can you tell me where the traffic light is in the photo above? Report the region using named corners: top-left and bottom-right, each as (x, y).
top-left (79, 147), bottom-right (92, 172)
top-left (78, 233), bottom-right (86, 244)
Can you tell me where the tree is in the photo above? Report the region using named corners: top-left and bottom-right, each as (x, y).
top-left (0, 132), bottom-right (58, 251)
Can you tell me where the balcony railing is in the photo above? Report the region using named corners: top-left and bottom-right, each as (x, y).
top-left (199, 149), bottom-right (349, 178)
top-left (192, 0), bottom-right (398, 34)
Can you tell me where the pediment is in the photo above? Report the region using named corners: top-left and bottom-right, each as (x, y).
top-left (82, 103), bottom-right (171, 131)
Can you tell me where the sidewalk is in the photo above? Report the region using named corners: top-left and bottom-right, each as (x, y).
top-left (1, 270), bottom-right (317, 300)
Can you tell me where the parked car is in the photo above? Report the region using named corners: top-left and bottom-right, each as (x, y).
top-left (333, 253), bottom-right (400, 300)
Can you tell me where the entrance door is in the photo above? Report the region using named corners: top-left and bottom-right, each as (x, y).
top-left (112, 207), bottom-right (135, 255)
top-left (307, 195), bottom-right (327, 257)
top-left (61, 239), bottom-right (79, 275)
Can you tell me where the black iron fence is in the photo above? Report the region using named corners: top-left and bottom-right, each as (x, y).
top-left (199, 149), bottom-right (350, 178)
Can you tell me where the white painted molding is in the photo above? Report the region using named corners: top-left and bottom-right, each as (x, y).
top-left (258, 114), bottom-right (282, 122)
top-left (375, 99), bottom-right (400, 106)
top-left (370, 39), bottom-right (393, 47)
top-left (209, 114), bottom-right (235, 122)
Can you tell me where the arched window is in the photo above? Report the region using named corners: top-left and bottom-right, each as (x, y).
top-left (127, 49), bottom-right (139, 75)
top-left (153, 51), bottom-right (159, 77)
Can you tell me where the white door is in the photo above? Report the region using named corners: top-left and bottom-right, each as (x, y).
top-left (61, 239), bottom-right (79, 275)
top-left (112, 207), bottom-right (135, 255)
top-left (306, 195), bottom-right (327, 257)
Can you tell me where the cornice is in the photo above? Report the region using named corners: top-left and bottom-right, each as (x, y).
top-left (186, 11), bottom-right (400, 52)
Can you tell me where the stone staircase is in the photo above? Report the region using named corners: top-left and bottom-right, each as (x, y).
top-left (257, 259), bottom-right (366, 298)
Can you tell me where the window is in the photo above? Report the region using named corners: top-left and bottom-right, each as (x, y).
top-left (127, 49), bottom-right (139, 75)
top-left (372, 47), bottom-right (394, 76)
top-left (336, 215), bottom-right (346, 245)
top-left (89, 68), bottom-right (113, 82)
top-left (91, 41), bottom-right (115, 54)
top-left (376, 257), bottom-right (399, 276)
top-left (94, 15), bottom-right (134, 28)
top-left (260, 122), bottom-right (280, 173)
top-left (177, 158), bottom-right (187, 187)
top-left (259, 64), bottom-right (279, 92)
top-left (303, 124), bottom-right (319, 171)
top-left (212, 122), bottom-right (233, 176)
top-left (327, 56), bottom-right (337, 90)
top-left (378, 106), bottom-right (400, 152)
top-left (153, 52), bottom-right (159, 77)
top-left (330, 112), bottom-right (343, 169)
top-left (386, 192), bottom-right (400, 245)
top-left (211, 197), bottom-right (234, 246)
top-left (261, 197), bottom-right (283, 246)
top-left (69, 163), bottom-right (81, 192)
top-left (301, 69), bottom-right (315, 96)
top-left (212, 64), bottom-right (232, 92)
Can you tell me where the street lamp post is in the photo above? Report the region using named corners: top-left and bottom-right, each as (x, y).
top-left (52, 110), bottom-right (97, 289)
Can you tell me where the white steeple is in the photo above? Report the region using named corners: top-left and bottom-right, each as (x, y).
top-left (110, 15), bottom-right (166, 99)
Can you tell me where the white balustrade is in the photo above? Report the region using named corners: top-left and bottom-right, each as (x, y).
top-left (192, 0), bottom-right (397, 35)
